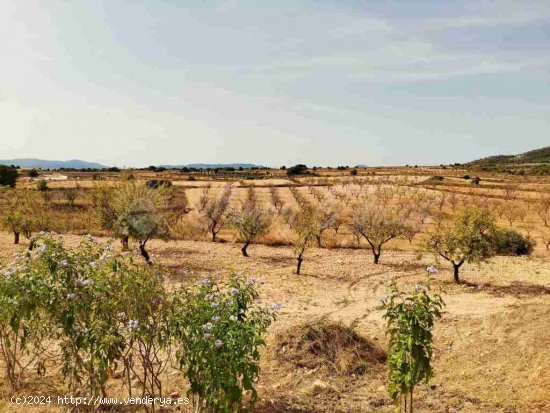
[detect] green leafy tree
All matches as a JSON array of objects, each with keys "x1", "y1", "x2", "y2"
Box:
[
  {"x1": 0, "y1": 165, "x2": 18, "y2": 188},
  {"x1": 92, "y1": 182, "x2": 179, "y2": 262},
  {"x1": 427, "y1": 207, "x2": 496, "y2": 283},
  {"x1": 379, "y1": 280, "x2": 444, "y2": 413}
]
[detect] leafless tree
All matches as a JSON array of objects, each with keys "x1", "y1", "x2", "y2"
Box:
[
  {"x1": 230, "y1": 187, "x2": 271, "y2": 256},
  {"x1": 269, "y1": 186, "x2": 285, "y2": 214},
  {"x1": 196, "y1": 183, "x2": 233, "y2": 242},
  {"x1": 349, "y1": 203, "x2": 405, "y2": 264}
]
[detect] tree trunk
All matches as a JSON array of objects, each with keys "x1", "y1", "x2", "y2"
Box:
[
  {"x1": 211, "y1": 229, "x2": 217, "y2": 242},
  {"x1": 373, "y1": 252, "x2": 380, "y2": 264},
  {"x1": 14, "y1": 232, "x2": 20, "y2": 245},
  {"x1": 453, "y1": 263, "x2": 461, "y2": 283},
  {"x1": 139, "y1": 242, "x2": 151, "y2": 265},
  {"x1": 296, "y1": 253, "x2": 304, "y2": 275},
  {"x1": 315, "y1": 235, "x2": 322, "y2": 248},
  {"x1": 121, "y1": 236, "x2": 129, "y2": 251},
  {"x1": 28, "y1": 238, "x2": 35, "y2": 251},
  {"x1": 241, "y1": 241, "x2": 250, "y2": 257}
]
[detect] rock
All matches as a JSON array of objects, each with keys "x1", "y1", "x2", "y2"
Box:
[{"x1": 170, "y1": 391, "x2": 180, "y2": 398}]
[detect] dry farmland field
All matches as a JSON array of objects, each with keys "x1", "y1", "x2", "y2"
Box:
[{"x1": 1, "y1": 167, "x2": 550, "y2": 413}]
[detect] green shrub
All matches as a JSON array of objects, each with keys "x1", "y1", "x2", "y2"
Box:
[
  {"x1": 0, "y1": 251, "x2": 53, "y2": 390},
  {"x1": 490, "y1": 228, "x2": 535, "y2": 256},
  {"x1": 0, "y1": 165, "x2": 18, "y2": 187},
  {"x1": 171, "y1": 276, "x2": 277, "y2": 413},
  {"x1": 36, "y1": 179, "x2": 48, "y2": 192},
  {"x1": 287, "y1": 164, "x2": 308, "y2": 176},
  {"x1": 379, "y1": 280, "x2": 444, "y2": 413}
]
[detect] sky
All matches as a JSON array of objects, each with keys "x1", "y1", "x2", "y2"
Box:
[{"x1": 0, "y1": 0, "x2": 549, "y2": 168}]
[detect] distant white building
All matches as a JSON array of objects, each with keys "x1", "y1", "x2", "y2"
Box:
[{"x1": 34, "y1": 173, "x2": 69, "y2": 181}]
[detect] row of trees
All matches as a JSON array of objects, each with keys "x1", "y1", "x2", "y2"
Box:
[{"x1": 0, "y1": 181, "x2": 545, "y2": 282}]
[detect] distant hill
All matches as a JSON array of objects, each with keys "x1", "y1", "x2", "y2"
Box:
[
  {"x1": 0, "y1": 158, "x2": 108, "y2": 169},
  {"x1": 467, "y1": 146, "x2": 550, "y2": 175},
  {"x1": 160, "y1": 163, "x2": 265, "y2": 169}
]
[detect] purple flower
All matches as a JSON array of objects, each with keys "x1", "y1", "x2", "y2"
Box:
[
  {"x1": 127, "y1": 319, "x2": 139, "y2": 329},
  {"x1": 426, "y1": 266, "x2": 438, "y2": 274},
  {"x1": 203, "y1": 333, "x2": 212, "y2": 340},
  {"x1": 210, "y1": 301, "x2": 219, "y2": 308},
  {"x1": 378, "y1": 295, "x2": 388, "y2": 303},
  {"x1": 199, "y1": 277, "x2": 212, "y2": 286},
  {"x1": 212, "y1": 316, "x2": 220, "y2": 322},
  {"x1": 215, "y1": 340, "x2": 224, "y2": 348},
  {"x1": 67, "y1": 293, "x2": 76, "y2": 300},
  {"x1": 77, "y1": 279, "x2": 91, "y2": 287},
  {"x1": 415, "y1": 284, "x2": 427, "y2": 292},
  {"x1": 60, "y1": 260, "x2": 68, "y2": 267},
  {"x1": 202, "y1": 322, "x2": 213, "y2": 331},
  {"x1": 230, "y1": 287, "x2": 239, "y2": 295},
  {"x1": 272, "y1": 303, "x2": 282, "y2": 311},
  {"x1": 248, "y1": 278, "x2": 257, "y2": 285}
]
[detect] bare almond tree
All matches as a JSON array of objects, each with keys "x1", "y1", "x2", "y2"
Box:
[
  {"x1": 349, "y1": 203, "x2": 405, "y2": 264},
  {"x1": 542, "y1": 229, "x2": 550, "y2": 253},
  {"x1": 536, "y1": 194, "x2": 550, "y2": 226},
  {"x1": 196, "y1": 183, "x2": 233, "y2": 242},
  {"x1": 230, "y1": 187, "x2": 271, "y2": 257},
  {"x1": 283, "y1": 202, "x2": 317, "y2": 274},
  {"x1": 311, "y1": 201, "x2": 342, "y2": 247},
  {"x1": 435, "y1": 191, "x2": 449, "y2": 211},
  {"x1": 269, "y1": 186, "x2": 285, "y2": 214}
]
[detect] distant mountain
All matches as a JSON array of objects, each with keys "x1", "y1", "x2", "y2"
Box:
[
  {"x1": 0, "y1": 158, "x2": 109, "y2": 169},
  {"x1": 160, "y1": 163, "x2": 265, "y2": 169},
  {"x1": 466, "y1": 146, "x2": 550, "y2": 175}
]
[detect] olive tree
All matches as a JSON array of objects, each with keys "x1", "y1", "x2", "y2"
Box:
[
  {"x1": 196, "y1": 183, "x2": 233, "y2": 242},
  {"x1": 426, "y1": 207, "x2": 496, "y2": 283},
  {"x1": 93, "y1": 182, "x2": 178, "y2": 263},
  {"x1": 0, "y1": 190, "x2": 48, "y2": 246},
  {"x1": 349, "y1": 203, "x2": 405, "y2": 264},
  {"x1": 229, "y1": 187, "x2": 271, "y2": 257}
]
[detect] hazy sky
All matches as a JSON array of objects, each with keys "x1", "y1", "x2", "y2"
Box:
[{"x1": 1, "y1": 1, "x2": 549, "y2": 167}]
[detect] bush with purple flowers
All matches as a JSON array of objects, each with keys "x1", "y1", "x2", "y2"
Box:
[{"x1": 171, "y1": 276, "x2": 277, "y2": 413}]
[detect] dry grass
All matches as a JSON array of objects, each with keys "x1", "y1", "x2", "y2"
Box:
[
  {"x1": 275, "y1": 318, "x2": 385, "y2": 376},
  {"x1": 1, "y1": 232, "x2": 549, "y2": 412}
]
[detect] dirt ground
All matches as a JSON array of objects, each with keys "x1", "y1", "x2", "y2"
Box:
[{"x1": 1, "y1": 232, "x2": 549, "y2": 413}]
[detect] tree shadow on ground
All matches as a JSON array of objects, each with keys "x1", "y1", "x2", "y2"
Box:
[{"x1": 462, "y1": 281, "x2": 550, "y2": 298}]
